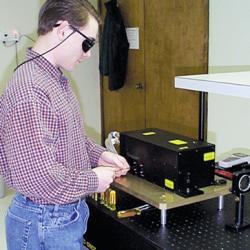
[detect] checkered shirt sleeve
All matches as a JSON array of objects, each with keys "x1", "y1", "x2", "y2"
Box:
[
  {"x1": 3, "y1": 99, "x2": 101, "y2": 204},
  {"x1": 0, "y1": 49, "x2": 109, "y2": 204}
]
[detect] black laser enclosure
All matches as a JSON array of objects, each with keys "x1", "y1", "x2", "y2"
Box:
[{"x1": 120, "y1": 128, "x2": 215, "y2": 197}]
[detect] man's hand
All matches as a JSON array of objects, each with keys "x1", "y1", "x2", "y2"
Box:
[
  {"x1": 98, "y1": 151, "x2": 130, "y2": 178},
  {"x1": 92, "y1": 166, "x2": 116, "y2": 193}
]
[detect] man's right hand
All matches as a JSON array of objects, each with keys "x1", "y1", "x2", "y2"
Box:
[{"x1": 92, "y1": 166, "x2": 116, "y2": 193}]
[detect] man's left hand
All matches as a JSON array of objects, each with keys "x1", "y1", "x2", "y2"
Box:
[{"x1": 98, "y1": 151, "x2": 130, "y2": 178}]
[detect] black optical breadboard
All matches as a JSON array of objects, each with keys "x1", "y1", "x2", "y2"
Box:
[{"x1": 85, "y1": 191, "x2": 250, "y2": 250}]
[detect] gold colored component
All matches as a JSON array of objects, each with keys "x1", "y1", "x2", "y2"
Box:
[
  {"x1": 93, "y1": 193, "x2": 98, "y2": 201},
  {"x1": 117, "y1": 209, "x2": 140, "y2": 218},
  {"x1": 109, "y1": 190, "x2": 116, "y2": 211},
  {"x1": 84, "y1": 240, "x2": 97, "y2": 250},
  {"x1": 117, "y1": 204, "x2": 150, "y2": 218},
  {"x1": 100, "y1": 192, "x2": 105, "y2": 204},
  {"x1": 104, "y1": 189, "x2": 110, "y2": 208}
]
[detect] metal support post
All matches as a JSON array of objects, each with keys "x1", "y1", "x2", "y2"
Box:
[
  {"x1": 161, "y1": 208, "x2": 167, "y2": 226},
  {"x1": 218, "y1": 195, "x2": 224, "y2": 210}
]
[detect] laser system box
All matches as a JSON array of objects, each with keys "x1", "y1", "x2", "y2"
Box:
[{"x1": 120, "y1": 128, "x2": 215, "y2": 197}]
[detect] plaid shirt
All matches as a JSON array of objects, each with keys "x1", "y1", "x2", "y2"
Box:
[{"x1": 0, "y1": 49, "x2": 105, "y2": 204}]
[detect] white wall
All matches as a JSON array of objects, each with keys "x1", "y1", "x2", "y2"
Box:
[
  {"x1": 64, "y1": 0, "x2": 102, "y2": 144},
  {"x1": 0, "y1": 0, "x2": 102, "y2": 144},
  {"x1": 0, "y1": 0, "x2": 40, "y2": 93},
  {"x1": 208, "y1": 0, "x2": 250, "y2": 159},
  {"x1": 1, "y1": 1, "x2": 250, "y2": 163}
]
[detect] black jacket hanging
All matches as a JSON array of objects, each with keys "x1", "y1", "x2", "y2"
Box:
[{"x1": 99, "y1": 0, "x2": 129, "y2": 91}]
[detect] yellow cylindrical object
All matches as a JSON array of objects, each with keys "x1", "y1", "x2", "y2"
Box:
[
  {"x1": 117, "y1": 209, "x2": 139, "y2": 218},
  {"x1": 93, "y1": 193, "x2": 98, "y2": 201},
  {"x1": 104, "y1": 189, "x2": 110, "y2": 207},
  {"x1": 109, "y1": 190, "x2": 116, "y2": 211},
  {"x1": 100, "y1": 192, "x2": 105, "y2": 204}
]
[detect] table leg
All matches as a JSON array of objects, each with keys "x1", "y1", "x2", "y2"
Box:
[{"x1": 218, "y1": 195, "x2": 224, "y2": 210}]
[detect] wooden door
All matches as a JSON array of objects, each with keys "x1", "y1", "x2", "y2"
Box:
[
  {"x1": 100, "y1": 0, "x2": 208, "y2": 141},
  {"x1": 144, "y1": 0, "x2": 208, "y2": 138},
  {"x1": 99, "y1": 0, "x2": 146, "y2": 142}
]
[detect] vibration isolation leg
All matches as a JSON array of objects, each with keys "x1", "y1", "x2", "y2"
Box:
[
  {"x1": 161, "y1": 208, "x2": 167, "y2": 226},
  {"x1": 218, "y1": 195, "x2": 224, "y2": 211}
]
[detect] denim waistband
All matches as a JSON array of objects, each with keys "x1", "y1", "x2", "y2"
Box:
[{"x1": 14, "y1": 193, "x2": 83, "y2": 211}]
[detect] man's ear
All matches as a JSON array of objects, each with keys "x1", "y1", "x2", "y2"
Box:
[{"x1": 55, "y1": 20, "x2": 71, "y2": 41}]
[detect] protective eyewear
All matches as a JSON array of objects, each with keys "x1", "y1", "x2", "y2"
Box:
[{"x1": 54, "y1": 24, "x2": 96, "y2": 53}]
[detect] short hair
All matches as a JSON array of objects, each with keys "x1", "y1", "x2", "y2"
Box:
[{"x1": 38, "y1": 0, "x2": 101, "y2": 35}]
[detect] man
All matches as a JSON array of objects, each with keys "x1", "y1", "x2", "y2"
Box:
[{"x1": 0, "y1": 0, "x2": 129, "y2": 249}]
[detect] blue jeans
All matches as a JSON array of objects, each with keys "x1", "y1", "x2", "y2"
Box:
[{"x1": 5, "y1": 193, "x2": 89, "y2": 250}]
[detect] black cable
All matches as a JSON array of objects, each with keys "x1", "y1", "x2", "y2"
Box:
[
  {"x1": 14, "y1": 31, "x2": 75, "y2": 72},
  {"x1": 20, "y1": 34, "x2": 36, "y2": 43},
  {"x1": 15, "y1": 41, "x2": 19, "y2": 66}
]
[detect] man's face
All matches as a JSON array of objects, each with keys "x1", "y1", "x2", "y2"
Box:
[{"x1": 57, "y1": 15, "x2": 98, "y2": 71}]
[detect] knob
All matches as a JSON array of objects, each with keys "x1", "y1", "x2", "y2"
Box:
[{"x1": 135, "y1": 83, "x2": 144, "y2": 89}]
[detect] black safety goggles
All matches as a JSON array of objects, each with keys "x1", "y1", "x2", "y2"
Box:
[{"x1": 54, "y1": 24, "x2": 96, "y2": 53}]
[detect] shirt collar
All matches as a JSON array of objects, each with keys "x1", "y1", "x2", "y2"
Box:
[{"x1": 26, "y1": 48, "x2": 63, "y2": 81}]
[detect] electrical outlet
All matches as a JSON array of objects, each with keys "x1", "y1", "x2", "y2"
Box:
[{"x1": 0, "y1": 31, "x2": 19, "y2": 43}]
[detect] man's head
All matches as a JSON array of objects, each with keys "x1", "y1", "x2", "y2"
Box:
[
  {"x1": 36, "y1": 0, "x2": 100, "y2": 71},
  {"x1": 38, "y1": 0, "x2": 100, "y2": 36}
]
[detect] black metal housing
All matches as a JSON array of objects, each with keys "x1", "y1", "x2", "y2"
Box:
[
  {"x1": 120, "y1": 128, "x2": 215, "y2": 197},
  {"x1": 231, "y1": 167, "x2": 250, "y2": 195}
]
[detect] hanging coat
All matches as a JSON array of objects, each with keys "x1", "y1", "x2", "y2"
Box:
[{"x1": 99, "y1": 0, "x2": 129, "y2": 91}]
